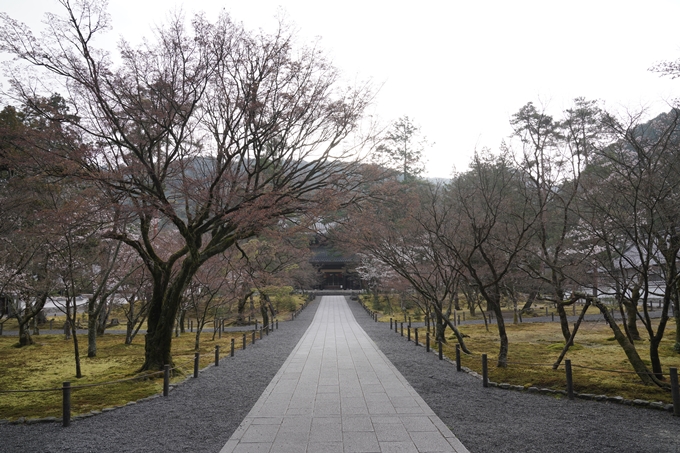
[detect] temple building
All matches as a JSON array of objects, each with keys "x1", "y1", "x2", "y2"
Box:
[{"x1": 309, "y1": 246, "x2": 362, "y2": 290}]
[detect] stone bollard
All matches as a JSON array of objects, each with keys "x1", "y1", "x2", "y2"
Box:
[
  {"x1": 482, "y1": 354, "x2": 488, "y2": 388},
  {"x1": 163, "y1": 365, "x2": 170, "y2": 396},
  {"x1": 671, "y1": 367, "x2": 680, "y2": 416},
  {"x1": 62, "y1": 381, "x2": 71, "y2": 427},
  {"x1": 456, "y1": 344, "x2": 461, "y2": 371},
  {"x1": 565, "y1": 359, "x2": 574, "y2": 400}
]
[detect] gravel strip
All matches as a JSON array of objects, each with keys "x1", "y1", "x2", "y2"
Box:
[
  {"x1": 3, "y1": 297, "x2": 679, "y2": 453},
  {"x1": 348, "y1": 299, "x2": 680, "y2": 453},
  {"x1": 0, "y1": 301, "x2": 320, "y2": 453}
]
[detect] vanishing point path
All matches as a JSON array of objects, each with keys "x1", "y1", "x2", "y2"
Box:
[{"x1": 221, "y1": 295, "x2": 469, "y2": 453}]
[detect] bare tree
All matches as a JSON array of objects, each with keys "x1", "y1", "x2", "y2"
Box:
[
  {"x1": 511, "y1": 99, "x2": 602, "y2": 341},
  {"x1": 0, "y1": 1, "x2": 374, "y2": 370},
  {"x1": 432, "y1": 152, "x2": 538, "y2": 367},
  {"x1": 579, "y1": 108, "x2": 680, "y2": 385},
  {"x1": 344, "y1": 180, "x2": 470, "y2": 350}
]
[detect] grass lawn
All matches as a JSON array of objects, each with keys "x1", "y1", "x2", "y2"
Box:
[
  {"x1": 364, "y1": 295, "x2": 680, "y2": 404},
  {"x1": 0, "y1": 323, "x2": 283, "y2": 421},
  {"x1": 440, "y1": 318, "x2": 680, "y2": 404}
]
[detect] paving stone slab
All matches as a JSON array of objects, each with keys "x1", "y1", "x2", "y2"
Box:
[{"x1": 220, "y1": 295, "x2": 469, "y2": 453}]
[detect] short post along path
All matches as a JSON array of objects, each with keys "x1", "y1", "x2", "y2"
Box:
[{"x1": 221, "y1": 295, "x2": 469, "y2": 453}]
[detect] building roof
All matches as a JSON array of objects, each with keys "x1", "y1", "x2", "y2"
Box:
[{"x1": 309, "y1": 247, "x2": 356, "y2": 265}]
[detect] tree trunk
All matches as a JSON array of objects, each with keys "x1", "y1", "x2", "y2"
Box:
[
  {"x1": 555, "y1": 302, "x2": 571, "y2": 342},
  {"x1": 236, "y1": 291, "x2": 254, "y2": 325},
  {"x1": 434, "y1": 310, "x2": 446, "y2": 343},
  {"x1": 18, "y1": 319, "x2": 33, "y2": 346},
  {"x1": 179, "y1": 309, "x2": 186, "y2": 334},
  {"x1": 491, "y1": 298, "x2": 509, "y2": 368},
  {"x1": 143, "y1": 320, "x2": 175, "y2": 371},
  {"x1": 87, "y1": 315, "x2": 97, "y2": 358},
  {"x1": 96, "y1": 301, "x2": 112, "y2": 337},
  {"x1": 140, "y1": 261, "x2": 198, "y2": 371},
  {"x1": 593, "y1": 300, "x2": 661, "y2": 386},
  {"x1": 260, "y1": 301, "x2": 270, "y2": 332},
  {"x1": 140, "y1": 284, "x2": 179, "y2": 371},
  {"x1": 72, "y1": 322, "x2": 82, "y2": 379},
  {"x1": 624, "y1": 288, "x2": 641, "y2": 341},
  {"x1": 521, "y1": 290, "x2": 537, "y2": 312},
  {"x1": 194, "y1": 323, "x2": 203, "y2": 351},
  {"x1": 674, "y1": 289, "x2": 680, "y2": 353},
  {"x1": 553, "y1": 301, "x2": 591, "y2": 369}
]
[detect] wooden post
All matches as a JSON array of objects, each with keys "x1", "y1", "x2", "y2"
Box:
[
  {"x1": 407, "y1": 326, "x2": 411, "y2": 341},
  {"x1": 215, "y1": 345, "x2": 220, "y2": 366},
  {"x1": 193, "y1": 353, "x2": 199, "y2": 378},
  {"x1": 482, "y1": 354, "x2": 488, "y2": 388},
  {"x1": 671, "y1": 367, "x2": 680, "y2": 417},
  {"x1": 231, "y1": 338, "x2": 235, "y2": 357},
  {"x1": 565, "y1": 359, "x2": 574, "y2": 400},
  {"x1": 276, "y1": 319, "x2": 278, "y2": 329},
  {"x1": 408, "y1": 316, "x2": 411, "y2": 327},
  {"x1": 400, "y1": 322, "x2": 404, "y2": 336},
  {"x1": 62, "y1": 381, "x2": 71, "y2": 427},
  {"x1": 415, "y1": 328, "x2": 419, "y2": 346},
  {"x1": 456, "y1": 344, "x2": 461, "y2": 372},
  {"x1": 551, "y1": 313, "x2": 554, "y2": 322},
  {"x1": 426, "y1": 333, "x2": 430, "y2": 352},
  {"x1": 259, "y1": 328, "x2": 263, "y2": 340},
  {"x1": 163, "y1": 365, "x2": 170, "y2": 396},
  {"x1": 390, "y1": 318, "x2": 393, "y2": 329},
  {"x1": 242, "y1": 333, "x2": 246, "y2": 350},
  {"x1": 252, "y1": 331, "x2": 256, "y2": 344}
]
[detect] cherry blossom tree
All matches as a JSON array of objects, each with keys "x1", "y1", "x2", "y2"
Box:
[{"x1": 0, "y1": 0, "x2": 374, "y2": 370}]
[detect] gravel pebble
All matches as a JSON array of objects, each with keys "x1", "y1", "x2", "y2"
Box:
[
  {"x1": 2, "y1": 297, "x2": 679, "y2": 453},
  {"x1": 348, "y1": 299, "x2": 680, "y2": 453},
  {"x1": 0, "y1": 301, "x2": 321, "y2": 453}
]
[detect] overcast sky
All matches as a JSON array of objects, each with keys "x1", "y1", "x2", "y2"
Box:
[{"x1": 3, "y1": 0, "x2": 680, "y2": 177}]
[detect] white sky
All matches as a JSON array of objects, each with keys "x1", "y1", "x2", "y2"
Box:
[{"x1": 3, "y1": 0, "x2": 680, "y2": 177}]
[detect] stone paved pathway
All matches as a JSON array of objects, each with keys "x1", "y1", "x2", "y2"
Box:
[{"x1": 220, "y1": 295, "x2": 469, "y2": 453}]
